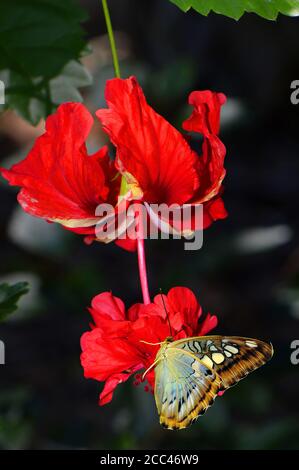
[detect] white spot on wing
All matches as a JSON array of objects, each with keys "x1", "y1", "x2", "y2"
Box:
[
  {"x1": 225, "y1": 345, "x2": 239, "y2": 354},
  {"x1": 212, "y1": 353, "x2": 225, "y2": 364},
  {"x1": 201, "y1": 355, "x2": 214, "y2": 370}
]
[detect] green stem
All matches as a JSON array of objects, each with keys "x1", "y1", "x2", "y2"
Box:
[{"x1": 101, "y1": 0, "x2": 121, "y2": 78}]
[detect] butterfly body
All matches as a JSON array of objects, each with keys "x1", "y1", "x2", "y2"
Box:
[{"x1": 151, "y1": 335, "x2": 273, "y2": 430}]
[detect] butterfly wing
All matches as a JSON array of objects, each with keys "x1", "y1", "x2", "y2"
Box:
[
  {"x1": 173, "y1": 336, "x2": 273, "y2": 390},
  {"x1": 154, "y1": 348, "x2": 222, "y2": 430}
]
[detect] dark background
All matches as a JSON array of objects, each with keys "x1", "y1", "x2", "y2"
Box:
[{"x1": 0, "y1": 0, "x2": 299, "y2": 450}]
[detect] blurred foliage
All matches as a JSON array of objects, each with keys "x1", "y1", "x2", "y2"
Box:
[
  {"x1": 170, "y1": 0, "x2": 299, "y2": 20},
  {"x1": 0, "y1": 389, "x2": 33, "y2": 450},
  {"x1": 0, "y1": 282, "x2": 29, "y2": 322},
  {"x1": 0, "y1": 0, "x2": 91, "y2": 124}
]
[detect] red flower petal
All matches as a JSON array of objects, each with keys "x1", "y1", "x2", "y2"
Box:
[
  {"x1": 193, "y1": 135, "x2": 226, "y2": 203},
  {"x1": 151, "y1": 294, "x2": 184, "y2": 333},
  {"x1": 150, "y1": 287, "x2": 201, "y2": 335},
  {"x1": 99, "y1": 365, "x2": 142, "y2": 405},
  {"x1": 127, "y1": 303, "x2": 144, "y2": 322},
  {"x1": 96, "y1": 76, "x2": 199, "y2": 205},
  {"x1": 183, "y1": 90, "x2": 227, "y2": 224},
  {"x1": 197, "y1": 313, "x2": 218, "y2": 336},
  {"x1": 130, "y1": 315, "x2": 170, "y2": 346},
  {"x1": 1, "y1": 103, "x2": 110, "y2": 228},
  {"x1": 99, "y1": 373, "x2": 130, "y2": 405},
  {"x1": 115, "y1": 237, "x2": 137, "y2": 252},
  {"x1": 91, "y1": 292, "x2": 126, "y2": 322},
  {"x1": 88, "y1": 292, "x2": 132, "y2": 337},
  {"x1": 87, "y1": 312, "x2": 131, "y2": 338},
  {"x1": 202, "y1": 196, "x2": 228, "y2": 229},
  {"x1": 167, "y1": 287, "x2": 202, "y2": 332},
  {"x1": 81, "y1": 330, "x2": 141, "y2": 381},
  {"x1": 183, "y1": 90, "x2": 226, "y2": 136}
]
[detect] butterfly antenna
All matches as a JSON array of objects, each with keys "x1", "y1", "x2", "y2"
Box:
[
  {"x1": 140, "y1": 340, "x2": 163, "y2": 346},
  {"x1": 160, "y1": 288, "x2": 173, "y2": 337},
  {"x1": 142, "y1": 357, "x2": 161, "y2": 381}
]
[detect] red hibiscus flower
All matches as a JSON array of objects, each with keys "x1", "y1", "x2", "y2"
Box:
[
  {"x1": 80, "y1": 287, "x2": 218, "y2": 406},
  {"x1": 1, "y1": 77, "x2": 227, "y2": 250}
]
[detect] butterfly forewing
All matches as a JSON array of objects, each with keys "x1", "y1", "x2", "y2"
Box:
[
  {"x1": 154, "y1": 349, "x2": 222, "y2": 430},
  {"x1": 172, "y1": 336, "x2": 273, "y2": 390}
]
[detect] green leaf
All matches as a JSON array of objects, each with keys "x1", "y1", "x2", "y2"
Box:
[
  {"x1": 50, "y1": 60, "x2": 92, "y2": 105},
  {"x1": 0, "y1": 0, "x2": 91, "y2": 124},
  {"x1": 0, "y1": 282, "x2": 29, "y2": 322},
  {"x1": 0, "y1": 0, "x2": 87, "y2": 78},
  {"x1": 169, "y1": 0, "x2": 299, "y2": 20},
  {"x1": 0, "y1": 60, "x2": 92, "y2": 125}
]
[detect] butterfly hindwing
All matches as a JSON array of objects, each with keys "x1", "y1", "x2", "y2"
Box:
[
  {"x1": 154, "y1": 348, "x2": 222, "y2": 430},
  {"x1": 173, "y1": 336, "x2": 273, "y2": 390}
]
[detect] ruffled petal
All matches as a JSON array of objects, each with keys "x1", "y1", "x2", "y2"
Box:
[
  {"x1": 183, "y1": 90, "x2": 226, "y2": 136},
  {"x1": 183, "y1": 90, "x2": 227, "y2": 222},
  {"x1": 1, "y1": 103, "x2": 110, "y2": 228},
  {"x1": 127, "y1": 303, "x2": 144, "y2": 322},
  {"x1": 197, "y1": 313, "x2": 218, "y2": 336},
  {"x1": 99, "y1": 364, "x2": 142, "y2": 405},
  {"x1": 88, "y1": 314, "x2": 131, "y2": 338},
  {"x1": 167, "y1": 287, "x2": 201, "y2": 333},
  {"x1": 192, "y1": 136, "x2": 226, "y2": 204},
  {"x1": 91, "y1": 292, "x2": 126, "y2": 322},
  {"x1": 80, "y1": 329, "x2": 141, "y2": 381},
  {"x1": 96, "y1": 76, "x2": 199, "y2": 206},
  {"x1": 130, "y1": 315, "x2": 170, "y2": 358}
]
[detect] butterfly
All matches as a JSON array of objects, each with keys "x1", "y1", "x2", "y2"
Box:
[{"x1": 143, "y1": 335, "x2": 273, "y2": 430}]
